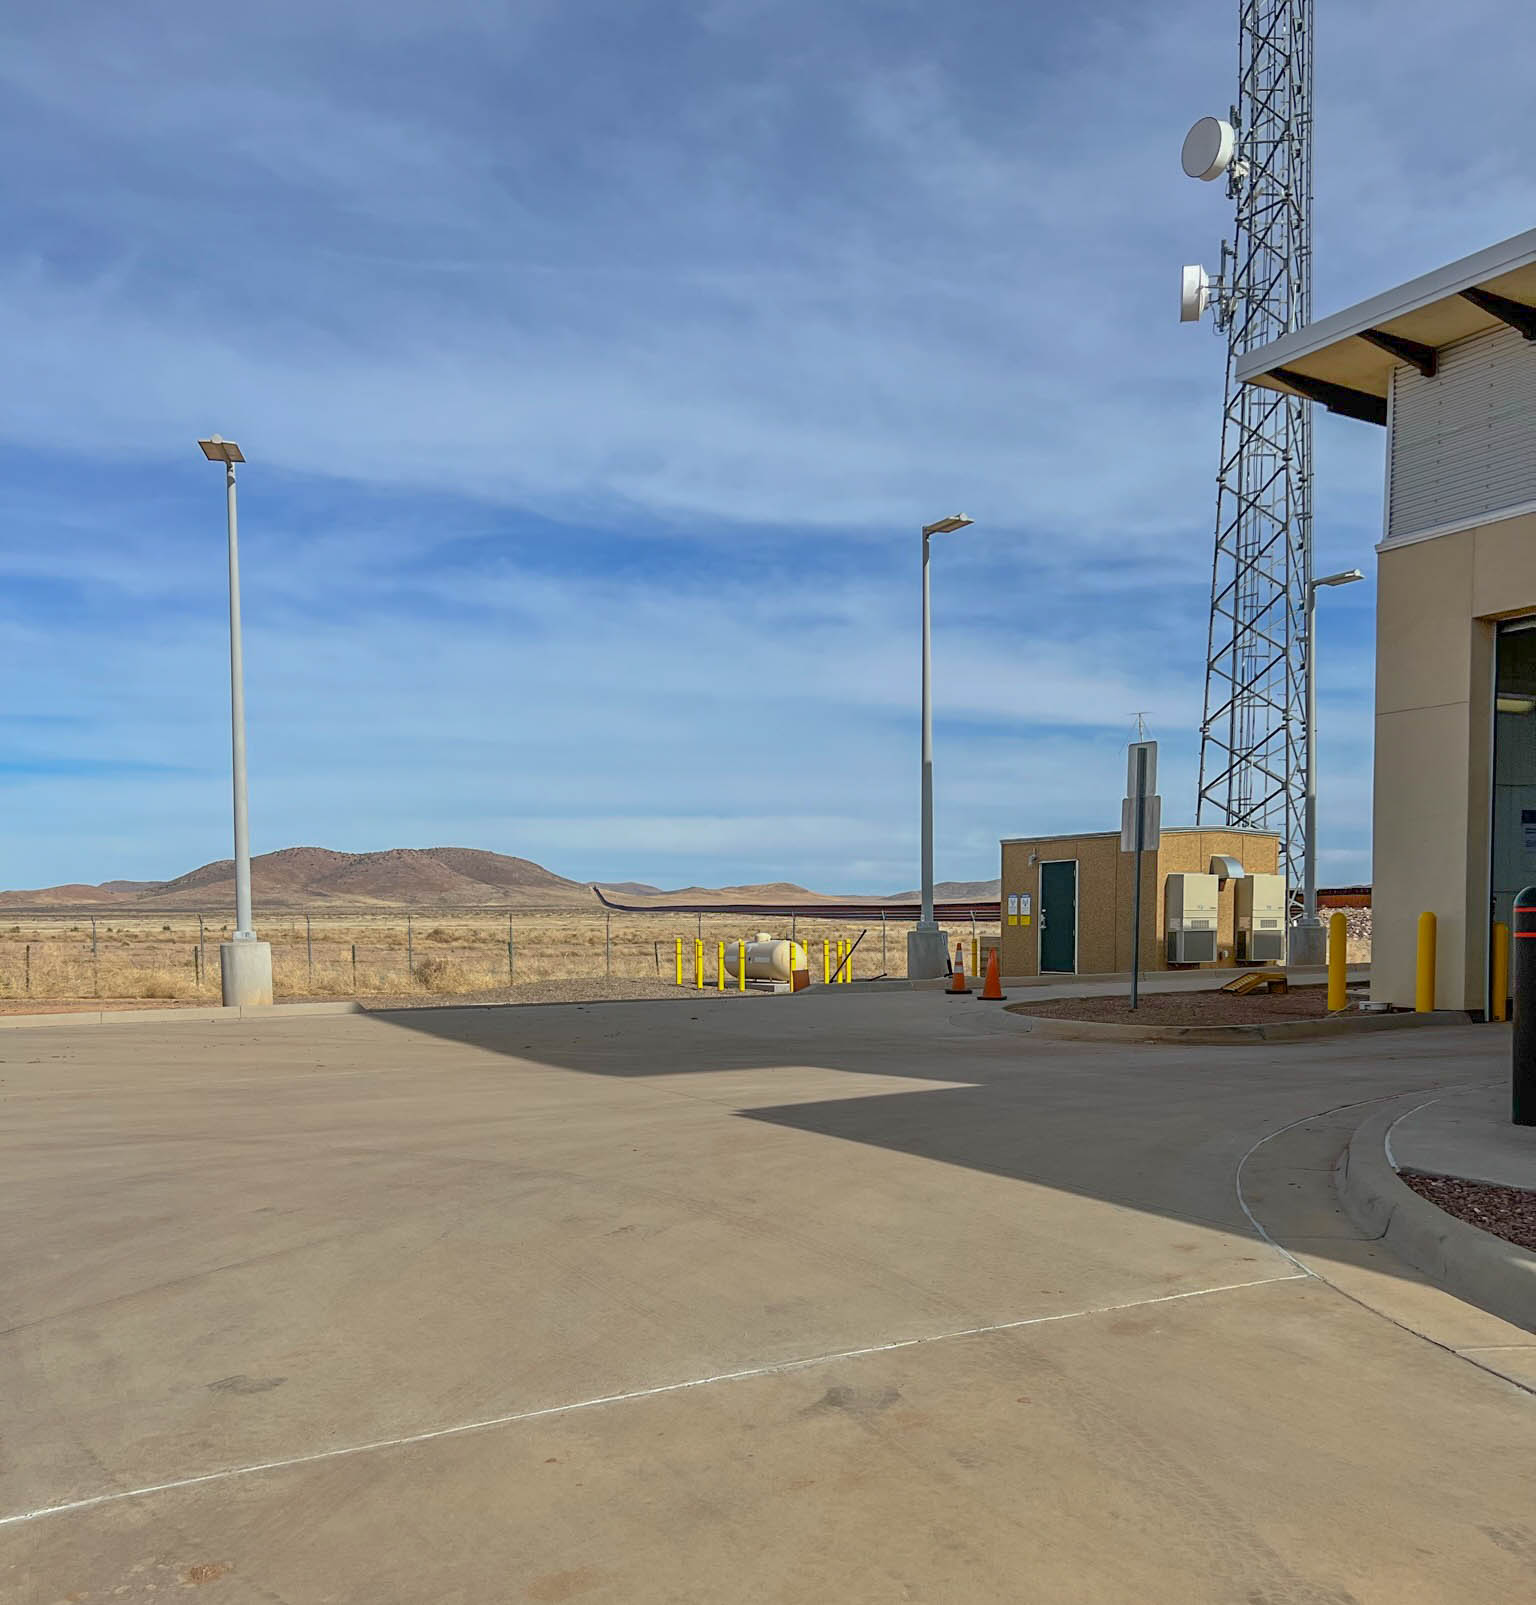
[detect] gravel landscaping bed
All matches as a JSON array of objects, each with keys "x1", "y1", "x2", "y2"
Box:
[
  {"x1": 1006, "y1": 984, "x2": 1346, "y2": 1027},
  {"x1": 1399, "y1": 1171, "x2": 1536, "y2": 1254}
]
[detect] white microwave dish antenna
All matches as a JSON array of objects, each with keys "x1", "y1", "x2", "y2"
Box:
[
  {"x1": 1181, "y1": 116, "x2": 1236, "y2": 182},
  {"x1": 1180, "y1": 264, "x2": 1213, "y2": 322}
]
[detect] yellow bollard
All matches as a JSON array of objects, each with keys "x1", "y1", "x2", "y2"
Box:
[
  {"x1": 695, "y1": 938, "x2": 704, "y2": 990},
  {"x1": 738, "y1": 936, "x2": 746, "y2": 992},
  {"x1": 971, "y1": 935, "x2": 979, "y2": 980},
  {"x1": 1493, "y1": 921, "x2": 1510, "y2": 1022},
  {"x1": 1327, "y1": 911, "x2": 1348, "y2": 1013},
  {"x1": 675, "y1": 937, "x2": 683, "y2": 987},
  {"x1": 1415, "y1": 912, "x2": 1436, "y2": 1013},
  {"x1": 838, "y1": 939, "x2": 847, "y2": 983},
  {"x1": 717, "y1": 941, "x2": 726, "y2": 992},
  {"x1": 823, "y1": 940, "x2": 830, "y2": 985}
]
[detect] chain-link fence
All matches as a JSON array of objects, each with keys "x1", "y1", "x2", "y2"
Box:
[{"x1": 0, "y1": 908, "x2": 1001, "y2": 1003}]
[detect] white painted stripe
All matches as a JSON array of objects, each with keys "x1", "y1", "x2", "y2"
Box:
[{"x1": 0, "y1": 1273, "x2": 1302, "y2": 1529}]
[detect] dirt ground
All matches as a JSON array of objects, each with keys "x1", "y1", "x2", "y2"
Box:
[
  {"x1": 1400, "y1": 1171, "x2": 1536, "y2": 1254},
  {"x1": 1007, "y1": 983, "x2": 1349, "y2": 1027}
]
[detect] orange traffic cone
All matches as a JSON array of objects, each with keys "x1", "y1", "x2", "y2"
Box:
[
  {"x1": 946, "y1": 942, "x2": 971, "y2": 994},
  {"x1": 978, "y1": 948, "x2": 1007, "y2": 1001}
]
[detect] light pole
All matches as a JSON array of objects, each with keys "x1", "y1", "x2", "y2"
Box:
[
  {"x1": 198, "y1": 435, "x2": 273, "y2": 1006},
  {"x1": 1292, "y1": 566, "x2": 1364, "y2": 966},
  {"x1": 909, "y1": 514, "x2": 973, "y2": 981}
]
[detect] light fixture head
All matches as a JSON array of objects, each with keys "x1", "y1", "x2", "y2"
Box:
[
  {"x1": 922, "y1": 514, "x2": 973, "y2": 537},
  {"x1": 1314, "y1": 568, "x2": 1365, "y2": 589},
  {"x1": 198, "y1": 435, "x2": 245, "y2": 463},
  {"x1": 1180, "y1": 264, "x2": 1213, "y2": 323},
  {"x1": 1181, "y1": 116, "x2": 1236, "y2": 182}
]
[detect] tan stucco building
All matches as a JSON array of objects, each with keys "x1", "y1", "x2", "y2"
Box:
[
  {"x1": 1239, "y1": 229, "x2": 1536, "y2": 1013},
  {"x1": 999, "y1": 827, "x2": 1278, "y2": 978}
]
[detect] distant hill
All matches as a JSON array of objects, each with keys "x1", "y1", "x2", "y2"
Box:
[
  {"x1": 1, "y1": 846, "x2": 594, "y2": 911},
  {"x1": 887, "y1": 879, "x2": 1002, "y2": 902},
  {"x1": 1, "y1": 850, "x2": 1000, "y2": 912}
]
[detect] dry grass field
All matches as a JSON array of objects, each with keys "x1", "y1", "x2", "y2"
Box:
[
  {"x1": 0, "y1": 909, "x2": 971, "y2": 1007},
  {"x1": 0, "y1": 905, "x2": 1371, "y2": 1010}
]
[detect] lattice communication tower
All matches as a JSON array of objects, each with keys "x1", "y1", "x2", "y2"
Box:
[{"x1": 1180, "y1": 1, "x2": 1314, "y2": 892}]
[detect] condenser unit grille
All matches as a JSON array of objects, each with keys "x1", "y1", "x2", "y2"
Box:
[
  {"x1": 1167, "y1": 929, "x2": 1218, "y2": 965},
  {"x1": 1238, "y1": 930, "x2": 1286, "y2": 964}
]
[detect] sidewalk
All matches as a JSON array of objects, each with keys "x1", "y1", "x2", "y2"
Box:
[{"x1": 1390, "y1": 1082, "x2": 1534, "y2": 1190}]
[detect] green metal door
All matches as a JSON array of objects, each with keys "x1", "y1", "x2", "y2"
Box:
[{"x1": 1039, "y1": 860, "x2": 1077, "y2": 973}]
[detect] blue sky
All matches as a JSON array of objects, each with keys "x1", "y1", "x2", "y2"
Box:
[{"x1": 2, "y1": 0, "x2": 1531, "y2": 894}]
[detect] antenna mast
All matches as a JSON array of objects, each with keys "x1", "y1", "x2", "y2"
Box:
[{"x1": 1183, "y1": 2, "x2": 1314, "y2": 898}]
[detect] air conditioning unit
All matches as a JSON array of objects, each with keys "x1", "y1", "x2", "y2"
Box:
[
  {"x1": 1236, "y1": 873, "x2": 1287, "y2": 964},
  {"x1": 1165, "y1": 872, "x2": 1218, "y2": 965}
]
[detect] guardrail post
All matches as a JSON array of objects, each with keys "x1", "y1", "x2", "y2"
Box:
[
  {"x1": 1492, "y1": 920, "x2": 1510, "y2": 1023},
  {"x1": 1514, "y1": 889, "x2": 1536, "y2": 1125}
]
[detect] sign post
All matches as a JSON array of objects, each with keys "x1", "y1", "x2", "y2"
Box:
[{"x1": 1120, "y1": 741, "x2": 1162, "y2": 1011}]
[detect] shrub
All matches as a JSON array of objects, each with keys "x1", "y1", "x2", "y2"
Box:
[{"x1": 413, "y1": 956, "x2": 452, "y2": 990}]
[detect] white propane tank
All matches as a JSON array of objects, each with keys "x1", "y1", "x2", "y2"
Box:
[{"x1": 723, "y1": 935, "x2": 807, "y2": 982}]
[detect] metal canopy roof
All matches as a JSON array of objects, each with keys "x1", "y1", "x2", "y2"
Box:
[{"x1": 1235, "y1": 228, "x2": 1536, "y2": 425}]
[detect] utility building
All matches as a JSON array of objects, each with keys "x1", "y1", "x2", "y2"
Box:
[
  {"x1": 1238, "y1": 229, "x2": 1536, "y2": 1013},
  {"x1": 998, "y1": 828, "x2": 1278, "y2": 979}
]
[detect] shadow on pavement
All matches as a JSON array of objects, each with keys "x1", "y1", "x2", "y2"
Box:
[{"x1": 357, "y1": 992, "x2": 1501, "y2": 1254}]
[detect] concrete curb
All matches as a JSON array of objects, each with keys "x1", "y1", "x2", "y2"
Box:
[
  {"x1": 1337, "y1": 1093, "x2": 1536, "y2": 1334},
  {"x1": 1001, "y1": 1008, "x2": 1470, "y2": 1045},
  {"x1": 0, "y1": 1001, "x2": 363, "y2": 1030}
]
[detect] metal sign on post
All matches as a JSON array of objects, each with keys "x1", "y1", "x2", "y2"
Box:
[{"x1": 1121, "y1": 740, "x2": 1161, "y2": 1010}]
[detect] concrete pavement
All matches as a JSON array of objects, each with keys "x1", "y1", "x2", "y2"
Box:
[{"x1": 1, "y1": 991, "x2": 1532, "y2": 1602}]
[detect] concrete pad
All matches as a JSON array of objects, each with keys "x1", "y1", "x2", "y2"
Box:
[
  {"x1": 0, "y1": 996, "x2": 1532, "y2": 1601},
  {"x1": 1458, "y1": 1346, "x2": 1536, "y2": 1389}
]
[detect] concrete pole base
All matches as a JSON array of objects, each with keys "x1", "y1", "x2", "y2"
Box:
[
  {"x1": 1288, "y1": 921, "x2": 1327, "y2": 968},
  {"x1": 907, "y1": 926, "x2": 951, "y2": 981},
  {"x1": 221, "y1": 940, "x2": 274, "y2": 1007}
]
